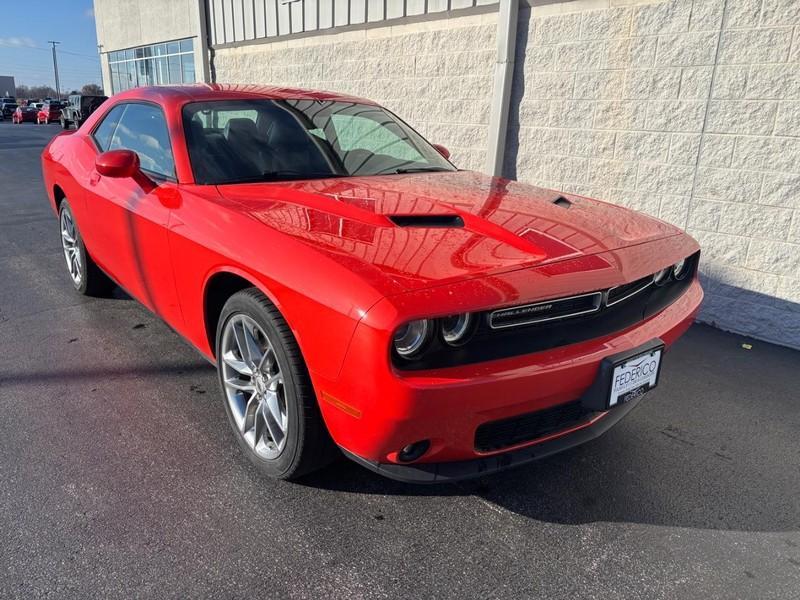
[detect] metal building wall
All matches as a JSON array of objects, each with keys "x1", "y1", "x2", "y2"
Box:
[{"x1": 207, "y1": 0, "x2": 498, "y2": 46}]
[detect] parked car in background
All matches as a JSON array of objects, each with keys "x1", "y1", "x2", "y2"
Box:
[
  {"x1": 60, "y1": 94, "x2": 107, "y2": 129},
  {"x1": 1, "y1": 98, "x2": 18, "y2": 120},
  {"x1": 37, "y1": 101, "x2": 64, "y2": 124},
  {"x1": 41, "y1": 84, "x2": 702, "y2": 483},
  {"x1": 12, "y1": 104, "x2": 39, "y2": 123}
]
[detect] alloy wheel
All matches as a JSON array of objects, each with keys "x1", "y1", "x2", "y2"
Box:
[
  {"x1": 60, "y1": 209, "x2": 82, "y2": 285},
  {"x1": 220, "y1": 314, "x2": 288, "y2": 460}
]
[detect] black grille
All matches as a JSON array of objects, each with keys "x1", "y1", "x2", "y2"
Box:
[
  {"x1": 490, "y1": 292, "x2": 601, "y2": 329},
  {"x1": 394, "y1": 251, "x2": 699, "y2": 371},
  {"x1": 475, "y1": 401, "x2": 594, "y2": 452},
  {"x1": 607, "y1": 275, "x2": 652, "y2": 306}
]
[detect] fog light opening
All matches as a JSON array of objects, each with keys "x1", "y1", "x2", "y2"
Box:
[{"x1": 398, "y1": 440, "x2": 431, "y2": 463}]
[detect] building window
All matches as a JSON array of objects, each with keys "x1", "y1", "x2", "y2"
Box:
[{"x1": 108, "y1": 38, "x2": 195, "y2": 94}]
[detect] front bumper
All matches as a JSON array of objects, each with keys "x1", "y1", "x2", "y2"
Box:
[
  {"x1": 316, "y1": 276, "x2": 702, "y2": 482},
  {"x1": 342, "y1": 389, "x2": 644, "y2": 483}
]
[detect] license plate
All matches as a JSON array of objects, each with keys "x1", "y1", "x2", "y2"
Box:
[{"x1": 608, "y1": 348, "x2": 662, "y2": 407}]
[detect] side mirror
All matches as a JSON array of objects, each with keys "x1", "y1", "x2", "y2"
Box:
[
  {"x1": 432, "y1": 144, "x2": 451, "y2": 160},
  {"x1": 96, "y1": 149, "x2": 140, "y2": 178},
  {"x1": 95, "y1": 149, "x2": 156, "y2": 192}
]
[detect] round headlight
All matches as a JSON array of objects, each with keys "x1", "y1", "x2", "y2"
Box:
[
  {"x1": 441, "y1": 313, "x2": 474, "y2": 346},
  {"x1": 393, "y1": 319, "x2": 431, "y2": 358},
  {"x1": 653, "y1": 267, "x2": 671, "y2": 286},
  {"x1": 673, "y1": 258, "x2": 689, "y2": 280}
]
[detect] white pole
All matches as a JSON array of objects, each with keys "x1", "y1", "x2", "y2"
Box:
[{"x1": 485, "y1": 0, "x2": 518, "y2": 177}]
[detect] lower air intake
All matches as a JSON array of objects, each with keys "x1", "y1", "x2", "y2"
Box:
[{"x1": 474, "y1": 400, "x2": 594, "y2": 452}]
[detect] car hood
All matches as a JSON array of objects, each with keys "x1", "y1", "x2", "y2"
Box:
[{"x1": 216, "y1": 171, "x2": 680, "y2": 295}]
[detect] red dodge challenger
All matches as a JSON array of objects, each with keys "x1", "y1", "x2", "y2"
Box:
[
  {"x1": 12, "y1": 104, "x2": 39, "y2": 123},
  {"x1": 41, "y1": 84, "x2": 702, "y2": 483},
  {"x1": 37, "y1": 100, "x2": 63, "y2": 125}
]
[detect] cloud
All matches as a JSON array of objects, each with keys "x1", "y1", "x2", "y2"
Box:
[
  {"x1": 84, "y1": 8, "x2": 95, "y2": 18},
  {"x1": 0, "y1": 37, "x2": 37, "y2": 48}
]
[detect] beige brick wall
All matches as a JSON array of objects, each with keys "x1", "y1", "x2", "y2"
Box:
[
  {"x1": 212, "y1": 0, "x2": 800, "y2": 348},
  {"x1": 508, "y1": 0, "x2": 800, "y2": 347},
  {"x1": 213, "y1": 13, "x2": 497, "y2": 172}
]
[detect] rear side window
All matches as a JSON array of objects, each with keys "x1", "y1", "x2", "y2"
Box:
[
  {"x1": 108, "y1": 103, "x2": 175, "y2": 179},
  {"x1": 93, "y1": 104, "x2": 126, "y2": 151}
]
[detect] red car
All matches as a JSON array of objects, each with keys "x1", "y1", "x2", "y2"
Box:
[
  {"x1": 12, "y1": 104, "x2": 39, "y2": 123},
  {"x1": 37, "y1": 101, "x2": 63, "y2": 124},
  {"x1": 41, "y1": 85, "x2": 702, "y2": 483}
]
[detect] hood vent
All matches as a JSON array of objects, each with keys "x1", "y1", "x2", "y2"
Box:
[
  {"x1": 389, "y1": 214, "x2": 464, "y2": 228},
  {"x1": 552, "y1": 196, "x2": 572, "y2": 208}
]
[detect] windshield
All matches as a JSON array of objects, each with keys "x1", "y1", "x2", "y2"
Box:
[{"x1": 182, "y1": 99, "x2": 456, "y2": 185}]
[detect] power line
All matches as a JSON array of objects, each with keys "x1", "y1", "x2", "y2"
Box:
[
  {"x1": 60, "y1": 49, "x2": 102, "y2": 61},
  {"x1": 0, "y1": 42, "x2": 100, "y2": 61},
  {"x1": 3, "y1": 60, "x2": 100, "y2": 74},
  {"x1": 2, "y1": 55, "x2": 98, "y2": 69}
]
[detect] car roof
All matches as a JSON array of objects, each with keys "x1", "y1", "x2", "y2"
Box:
[{"x1": 110, "y1": 83, "x2": 379, "y2": 106}]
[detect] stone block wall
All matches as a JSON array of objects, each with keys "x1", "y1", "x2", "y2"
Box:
[
  {"x1": 213, "y1": 12, "x2": 497, "y2": 171},
  {"x1": 212, "y1": 0, "x2": 800, "y2": 348},
  {"x1": 508, "y1": 0, "x2": 800, "y2": 347}
]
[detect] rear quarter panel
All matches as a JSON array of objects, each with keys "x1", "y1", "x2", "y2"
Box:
[{"x1": 41, "y1": 132, "x2": 92, "y2": 214}]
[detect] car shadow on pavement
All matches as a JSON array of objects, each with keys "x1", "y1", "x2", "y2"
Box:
[{"x1": 299, "y1": 325, "x2": 800, "y2": 533}]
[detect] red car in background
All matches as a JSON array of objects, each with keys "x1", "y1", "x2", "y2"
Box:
[
  {"x1": 37, "y1": 101, "x2": 63, "y2": 124},
  {"x1": 40, "y1": 84, "x2": 702, "y2": 483},
  {"x1": 12, "y1": 104, "x2": 39, "y2": 123}
]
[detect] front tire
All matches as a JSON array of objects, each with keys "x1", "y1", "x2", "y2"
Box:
[
  {"x1": 216, "y1": 289, "x2": 335, "y2": 480},
  {"x1": 60, "y1": 117, "x2": 69, "y2": 129},
  {"x1": 58, "y1": 200, "x2": 115, "y2": 296}
]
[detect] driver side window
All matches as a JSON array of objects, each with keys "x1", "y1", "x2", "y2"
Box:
[
  {"x1": 107, "y1": 103, "x2": 176, "y2": 179},
  {"x1": 93, "y1": 104, "x2": 126, "y2": 151}
]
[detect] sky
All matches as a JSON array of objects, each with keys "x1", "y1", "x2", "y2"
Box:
[{"x1": 0, "y1": 0, "x2": 102, "y2": 94}]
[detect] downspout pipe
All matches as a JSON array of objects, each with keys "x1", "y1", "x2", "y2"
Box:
[
  {"x1": 196, "y1": 0, "x2": 213, "y2": 83},
  {"x1": 485, "y1": 0, "x2": 519, "y2": 177}
]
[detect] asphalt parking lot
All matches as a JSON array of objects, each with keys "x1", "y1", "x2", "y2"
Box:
[{"x1": 1, "y1": 120, "x2": 799, "y2": 599}]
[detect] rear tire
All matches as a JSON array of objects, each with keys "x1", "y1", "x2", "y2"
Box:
[
  {"x1": 216, "y1": 288, "x2": 336, "y2": 480},
  {"x1": 60, "y1": 116, "x2": 69, "y2": 129},
  {"x1": 58, "y1": 200, "x2": 115, "y2": 297}
]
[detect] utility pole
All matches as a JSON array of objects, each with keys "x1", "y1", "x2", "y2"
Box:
[{"x1": 48, "y1": 41, "x2": 61, "y2": 99}]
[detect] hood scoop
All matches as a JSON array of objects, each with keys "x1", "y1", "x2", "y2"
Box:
[
  {"x1": 389, "y1": 214, "x2": 464, "y2": 228},
  {"x1": 552, "y1": 196, "x2": 572, "y2": 208}
]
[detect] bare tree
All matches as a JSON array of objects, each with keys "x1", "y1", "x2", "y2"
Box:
[
  {"x1": 16, "y1": 84, "x2": 62, "y2": 99},
  {"x1": 81, "y1": 83, "x2": 104, "y2": 95},
  {"x1": 15, "y1": 83, "x2": 103, "y2": 100}
]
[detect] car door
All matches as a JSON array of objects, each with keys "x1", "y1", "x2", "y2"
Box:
[{"x1": 82, "y1": 101, "x2": 183, "y2": 326}]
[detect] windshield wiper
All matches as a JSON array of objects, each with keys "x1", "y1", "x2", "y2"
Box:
[{"x1": 392, "y1": 166, "x2": 452, "y2": 174}]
